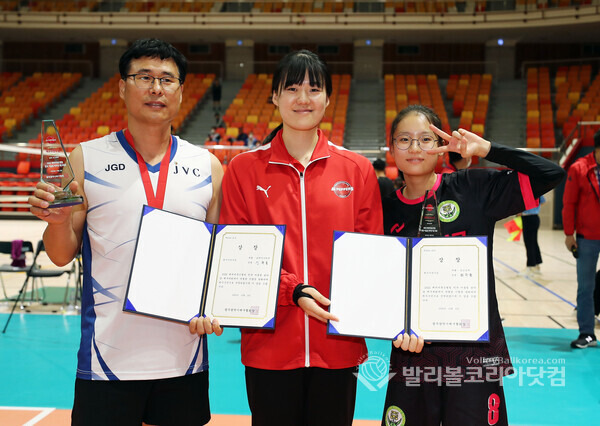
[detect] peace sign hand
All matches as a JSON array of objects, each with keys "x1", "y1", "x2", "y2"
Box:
[{"x1": 427, "y1": 125, "x2": 491, "y2": 159}]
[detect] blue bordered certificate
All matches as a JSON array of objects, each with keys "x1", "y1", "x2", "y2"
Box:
[
  {"x1": 328, "y1": 232, "x2": 489, "y2": 342},
  {"x1": 123, "y1": 205, "x2": 285, "y2": 329}
]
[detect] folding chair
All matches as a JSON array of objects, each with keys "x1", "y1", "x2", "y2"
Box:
[
  {"x1": 62, "y1": 252, "x2": 82, "y2": 313},
  {"x1": 3, "y1": 240, "x2": 77, "y2": 333},
  {"x1": 0, "y1": 240, "x2": 35, "y2": 301}
]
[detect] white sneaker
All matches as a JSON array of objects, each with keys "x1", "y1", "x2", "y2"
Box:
[
  {"x1": 525, "y1": 266, "x2": 538, "y2": 276},
  {"x1": 525, "y1": 265, "x2": 541, "y2": 275}
]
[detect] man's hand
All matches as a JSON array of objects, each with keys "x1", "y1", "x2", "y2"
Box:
[
  {"x1": 565, "y1": 235, "x2": 576, "y2": 252},
  {"x1": 29, "y1": 181, "x2": 78, "y2": 225}
]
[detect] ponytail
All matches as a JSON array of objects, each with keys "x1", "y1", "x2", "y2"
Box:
[{"x1": 262, "y1": 123, "x2": 283, "y2": 145}]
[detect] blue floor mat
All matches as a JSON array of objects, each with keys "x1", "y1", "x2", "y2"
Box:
[{"x1": 1, "y1": 313, "x2": 598, "y2": 425}]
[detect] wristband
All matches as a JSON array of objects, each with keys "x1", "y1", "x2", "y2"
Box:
[{"x1": 293, "y1": 284, "x2": 316, "y2": 306}]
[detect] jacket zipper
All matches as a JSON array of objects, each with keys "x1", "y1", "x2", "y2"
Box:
[
  {"x1": 271, "y1": 155, "x2": 328, "y2": 368},
  {"x1": 299, "y1": 170, "x2": 310, "y2": 367}
]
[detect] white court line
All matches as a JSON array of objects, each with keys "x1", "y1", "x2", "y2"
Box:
[
  {"x1": 23, "y1": 408, "x2": 55, "y2": 425},
  {"x1": 0, "y1": 406, "x2": 56, "y2": 425}
]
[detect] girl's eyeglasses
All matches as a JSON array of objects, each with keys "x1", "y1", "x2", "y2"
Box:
[{"x1": 392, "y1": 134, "x2": 438, "y2": 151}]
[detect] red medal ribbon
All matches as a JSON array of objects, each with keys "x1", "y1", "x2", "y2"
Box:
[{"x1": 124, "y1": 129, "x2": 171, "y2": 209}]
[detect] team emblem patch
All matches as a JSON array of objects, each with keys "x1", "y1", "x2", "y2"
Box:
[
  {"x1": 385, "y1": 405, "x2": 406, "y2": 426},
  {"x1": 331, "y1": 181, "x2": 354, "y2": 198},
  {"x1": 438, "y1": 200, "x2": 460, "y2": 222}
]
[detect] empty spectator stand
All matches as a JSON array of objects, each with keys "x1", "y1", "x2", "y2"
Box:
[
  {"x1": 8, "y1": 1, "x2": 99, "y2": 12},
  {"x1": 525, "y1": 67, "x2": 556, "y2": 158},
  {"x1": 0, "y1": 72, "x2": 81, "y2": 141},
  {"x1": 558, "y1": 65, "x2": 599, "y2": 143},
  {"x1": 23, "y1": 72, "x2": 212, "y2": 148}
]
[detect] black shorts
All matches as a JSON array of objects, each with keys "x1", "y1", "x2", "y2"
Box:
[
  {"x1": 245, "y1": 366, "x2": 358, "y2": 426},
  {"x1": 382, "y1": 379, "x2": 508, "y2": 426},
  {"x1": 72, "y1": 371, "x2": 210, "y2": 426}
]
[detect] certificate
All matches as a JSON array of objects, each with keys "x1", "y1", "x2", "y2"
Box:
[
  {"x1": 123, "y1": 205, "x2": 285, "y2": 329},
  {"x1": 328, "y1": 232, "x2": 488, "y2": 342}
]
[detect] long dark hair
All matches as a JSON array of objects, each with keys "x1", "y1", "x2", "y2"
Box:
[
  {"x1": 262, "y1": 50, "x2": 332, "y2": 145},
  {"x1": 389, "y1": 105, "x2": 442, "y2": 150}
]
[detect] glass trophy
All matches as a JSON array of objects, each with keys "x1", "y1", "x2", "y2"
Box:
[
  {"x1": 40, "y1": 119, "x2": 83, "y2": 208},
  {"x1": 417, "y1": 190, "x2": 441, "y2": 237}
]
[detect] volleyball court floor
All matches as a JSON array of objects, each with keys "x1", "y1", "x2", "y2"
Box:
[{"x1": 0, "y1": 218, "x2": 599, "y2": 425}]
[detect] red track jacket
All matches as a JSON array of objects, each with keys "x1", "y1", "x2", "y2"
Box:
[
  {"x1": 220, "y1": 129, "x2": 383, "y2": 370},
  {"x1": 562, "y1": 152, "x2": 600, "y2": 240}
]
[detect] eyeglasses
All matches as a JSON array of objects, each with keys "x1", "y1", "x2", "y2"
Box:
[
  {"x1": 126, "y1": 73, "x2": 182, "y2": 92},
  {"x1": 392, "y1": 134, "x2": 438, "y2": 151}
]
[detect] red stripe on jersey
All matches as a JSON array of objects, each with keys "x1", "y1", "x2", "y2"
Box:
[{"x1": 518, "y1": 172, "x2": 537, "y2": 210}]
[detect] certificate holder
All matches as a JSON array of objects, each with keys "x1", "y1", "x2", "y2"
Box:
[
  {"x1": 408, "y1": 236, "x2": 489, "y2": 342},
  {"x1": 123, "y1": 205, "x2": 285, "y2": 329},
  {"x1": 328, "y1": 232, "x2": 489, "y2": 342}
]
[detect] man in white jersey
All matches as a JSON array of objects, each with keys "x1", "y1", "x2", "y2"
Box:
[{"x1": 29, "y1": 38, "x2": 223, "y2": 425}]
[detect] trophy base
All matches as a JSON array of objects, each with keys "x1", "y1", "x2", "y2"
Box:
[{"x1": 47, "y1": 194, "x2": 84, "y2": 209}]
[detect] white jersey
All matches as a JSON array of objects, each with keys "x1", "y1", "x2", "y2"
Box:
[{"x1": 78, "y1": 131, "x2": 213, "y2": 381}]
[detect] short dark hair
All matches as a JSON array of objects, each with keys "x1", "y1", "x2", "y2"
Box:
[
  {"x1": 119, "y1": 38, "x2": 187, "y2": 84},
  {"x1": 389, "y1": 105, "x2": 442, "y2": 150},
  {"x1": 594, "y1": 130, "x2": 600, "y2": 149},
  {"x1": 373, "y1": 158, "x2": 386, "y2": 171},
  {"x1": 448, "y1": 151, "x2": 462, "y2": 165}
]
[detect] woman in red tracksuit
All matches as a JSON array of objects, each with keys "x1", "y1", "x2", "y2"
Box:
[{"x1": 219, "y1": 50, "x2": 383, "y2": 426}]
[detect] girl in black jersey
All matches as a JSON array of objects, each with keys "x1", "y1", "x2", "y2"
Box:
[{"x1": 381, "y1": 105, "x2": 564, "y2": 426}]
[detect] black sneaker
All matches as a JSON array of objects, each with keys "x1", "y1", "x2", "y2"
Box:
[{"x1": 570, "y1": 334, "x2": 597, "y2": 349}]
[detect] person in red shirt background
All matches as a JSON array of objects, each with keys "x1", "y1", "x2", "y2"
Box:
[{"x1": 562, "y1": 130, "x2": 600, "y2": 349}]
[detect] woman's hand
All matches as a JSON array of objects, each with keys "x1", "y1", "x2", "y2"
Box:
[
  {"x1": 297, "y1": 286, "x2": 340, "y2": 324},
  {"x1": 189, "y1": 316, "x2": 223, "y2": 336},
  {"x1": 392, "y1": 333, "x2": 425, "y2": 353},
  {"x1": 428, "y1": 125, "x2": 491, "y2": 159}
]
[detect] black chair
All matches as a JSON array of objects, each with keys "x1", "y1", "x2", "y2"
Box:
[
  {"x1": 0, "y1": 240, "x2": 35, "y2": 301},
  {"x1": 3, "y1": 240, "x2": 77, "y2": 333}
]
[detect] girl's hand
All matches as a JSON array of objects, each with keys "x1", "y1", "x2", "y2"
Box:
[
  {"x1": 428, "y1": 125, "x2": 491, "y2": 159},
  {"x1": 189, "y1": 316, "x2": 223, "y2": 336},
  {"x1": 392, "y1": 333, "x2": 425, "y2": 353}
]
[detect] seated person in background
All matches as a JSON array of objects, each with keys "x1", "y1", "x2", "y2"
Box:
[
  {"x1": 236, "y1": 128, "x2": 249, "y2": 145},
  {"x1": 247, "y1": 131, "x2": 257, "y2": 147},
  {"x1": 208, "y1": 126, "x2": 221, "y2": 142},
  {"x1": 214, "y1": 113, "x2": 226, "y2": 129}
]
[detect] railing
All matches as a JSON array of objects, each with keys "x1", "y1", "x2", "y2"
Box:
[
  {"x1": 382, "y1": 61, "x2": 498, "y2": 79},
  {"x1": 0, "y1": 59, "x2": 94, "y2": 78},
  {"x1": 558, "y1": 120, "x2": 600, "y2": 168}
]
